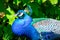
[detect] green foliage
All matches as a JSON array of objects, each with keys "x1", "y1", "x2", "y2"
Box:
[
  {"x1": 49, "y1": 0, "x2": 58, "y2": 5},
  {"x1": 6, "y1": 7, "x2": 15, "y2": 25},
  {"x1": 42, "y1": 0, "x2": 46, "y2": 3},
  {"x1": 13, "y1": 0, "x2": 21, "y2": 5},
  {"x1": 0, "y1": 0, "x2": 60, "y2": 40}
]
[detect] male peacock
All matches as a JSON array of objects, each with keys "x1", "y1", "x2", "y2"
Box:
[
  {"x1": 11, "y1": 10, "x2": 40, "y2": 40},
  {"x1": 33, "y1": 18, "x2": 60, "y2": 40},
  {"x1": 11, "y1": 5, "x2": 60, "y2": 40}
]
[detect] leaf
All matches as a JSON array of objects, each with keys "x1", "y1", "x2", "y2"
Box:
[
  {"x1": 29, "y1": 3, "x2": 39, "y2": 17},
  {"x1": 0, "y1": 25, "x2": 3, "y2": 37},
  {"x1": 37, "y1": 0, "x2": 42, "y2": 5},
  {"x1": 0, "y1": 0, "x2": 5, "y2": 12},
  {"x1": 6, "y1": 6, "x2": 15, "y2": 25},
  {"x1": 42, "y1": 0, "x2": 46, "y2": 3},
  {"x1": 49, "y1": 0, "x2": 58, "y2": 5},
  {"x1": 13, "y1": 0, "x2": 21, "y2": 5},
  {"x1": 22, "y1": 0, "x2": 30, "y2": 4},
  {"x1": 38, "y1": 0, "x2": 41, "y2": 3},
  {"x1": 3, "y1": 25, "x2": 13, "y2": 40}
]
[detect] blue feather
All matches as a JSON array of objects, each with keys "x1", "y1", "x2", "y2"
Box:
[
  {"x1": 11, "y1": 7, "x2": 60, "y2": 40},
  {"x1": 12, "y1": 10, "x2": 40, "y2": 40}
]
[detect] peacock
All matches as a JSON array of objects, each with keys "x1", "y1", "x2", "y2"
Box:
[
  {"x1": 11, "y1": 5, "x2": 60, "y2": 40},
  {"x1": 33, "y1": 18, "x2": 60, "y2": 40}
]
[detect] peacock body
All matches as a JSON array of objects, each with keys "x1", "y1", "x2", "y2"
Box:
[
  {"x1": 11, "y1": 5, "x2": 60, "y2": 40},
  {"x1": 12, "y1": 10, "x2": 40, "y2": 40},
  {"x1": 33, "y1": 18, "x2": 60, "y2": 40}
]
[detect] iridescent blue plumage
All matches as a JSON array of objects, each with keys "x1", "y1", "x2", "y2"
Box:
[
  {"x1": 12, "y1": 10, "x2": 40, "y2": 40},
  {"x1": 11, "y1": 5, "x2": 60, "y2": 40}
]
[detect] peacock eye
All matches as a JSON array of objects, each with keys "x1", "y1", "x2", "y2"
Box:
[
  {"x1": 17, "y1": 12, "x2": 24, "y2": 17},
  {"x1": 17, "y1": 12, "x2": 25, "y2": 19}
]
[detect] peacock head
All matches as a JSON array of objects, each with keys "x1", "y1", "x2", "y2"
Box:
[
  {"x1": 14, "y1": 9, "x2": 32, "y2": 27},
  {"x1": 15, "y1": 10, "x2": 26, "y2": 19},
  {"x1": 15, "y1": 5, "x2": 32, "y2": 19}
]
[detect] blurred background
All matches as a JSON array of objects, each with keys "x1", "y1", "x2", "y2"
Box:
[{"x1": 0, "y1": 0, "x2": 60, "y2": 40}]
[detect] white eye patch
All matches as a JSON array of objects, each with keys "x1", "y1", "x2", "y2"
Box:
[{"x1": 19, "y1": 13, "x2": 23, "y2": 17}]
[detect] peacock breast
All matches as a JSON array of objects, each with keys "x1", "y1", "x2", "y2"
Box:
[{"x1": 11, "y1": 18, "x2": 25, "y2": 35}]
